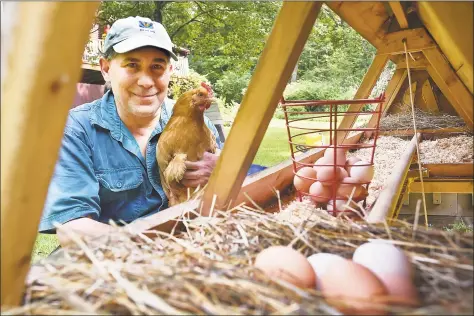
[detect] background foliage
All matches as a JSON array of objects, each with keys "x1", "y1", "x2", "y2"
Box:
[{"x1": 93, "y1": 1, "x2": 380, "y2": 115}]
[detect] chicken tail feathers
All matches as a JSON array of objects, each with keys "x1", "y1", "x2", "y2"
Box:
[{"x1": 164, "y1": 153, "x2": 187, "y2": 184}]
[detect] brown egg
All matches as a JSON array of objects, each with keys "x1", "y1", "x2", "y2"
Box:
[
  {"x1": 320, "y1": 259, "x2": 389, "y2": 315},
  {"x1": 317, "y1": 166, "x2": 342, "y2": 187},
  {"x1": 337, "y1": 177, "x2": 368, "y2": 201},
  {"x1": 345, "y1": 156, "x2": 362, "y2": 174},
  {"x1": 309, "y1": 181, "x2": 331, "y2": 203},
  {"x1": 313, "y1": 156, "x2": 329, "y2": 173},
  {"x1": 293, "y1": 167, "x2": 317, "y2": 193},
  {"x1": 254, "y1": 246, "x2": 316, "y2": 288},
  {"x1": 324, "y1": 145, "x2": 346, "y2": 167}
]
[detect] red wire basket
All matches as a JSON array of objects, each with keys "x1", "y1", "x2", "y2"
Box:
[{"x1": 281, "y1": 94, "x2": 385, "y2": 217}]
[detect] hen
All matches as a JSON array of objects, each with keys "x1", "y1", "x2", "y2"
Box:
[{"x1": 157, "y1": 82, "x2": 218, "y2": 206}]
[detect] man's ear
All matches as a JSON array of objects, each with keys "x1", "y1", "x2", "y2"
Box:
[{"x1": 99, "y1": 57, "x2": 111, "y2": 83}]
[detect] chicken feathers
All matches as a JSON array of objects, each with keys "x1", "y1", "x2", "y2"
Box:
[{"x1": 157, "y1": 83, "x2": 217, "y2": 206}]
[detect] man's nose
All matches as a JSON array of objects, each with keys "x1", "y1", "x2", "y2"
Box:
[{"x1": 137, "y1": 74, "x2": 154, "y2": 89}]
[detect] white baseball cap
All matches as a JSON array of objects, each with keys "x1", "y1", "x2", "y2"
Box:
[{"x1": 104, "y1": 16, "x2": 178, "y2": 60}]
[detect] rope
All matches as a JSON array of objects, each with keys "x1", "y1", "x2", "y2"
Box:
[{"x1": 403, "y1": 39, "x2": 429, "y2": 227}]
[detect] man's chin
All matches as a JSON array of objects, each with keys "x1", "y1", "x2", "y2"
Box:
[{"x1": 130, "y1": 104, "x2": 161, "y2": 117}]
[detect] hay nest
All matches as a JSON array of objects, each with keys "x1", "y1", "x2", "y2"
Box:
[
  {"x1": 379, "y1": 106, "x2": 469, "y2": 131},
  {"x1": 3, "y1": 202, "x2": 473, "y2": 315}
]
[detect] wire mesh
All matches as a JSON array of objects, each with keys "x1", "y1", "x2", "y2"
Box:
[{"x1": 281, "y1": 94, "x2": 385, "y2": 216}]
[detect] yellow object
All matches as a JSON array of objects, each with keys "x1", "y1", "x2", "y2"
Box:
[{"x1": 305, "y1": 133, "x2": 322, "y2": 146}]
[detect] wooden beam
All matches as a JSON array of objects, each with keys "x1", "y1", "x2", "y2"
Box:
[
  {"x1": 420, "y1": 79, "x2": 439, "y2": 113},
  {"x1": 424, "y1": 47, "x2": 474, "y2": 130},
  {"x1": 379, "y1": 128, "x2": 468, "y2": 136},
  {"x1": 423, "y1": 163, "x2": 474, "y2": 178},
  {"x1": 367, "y1": 134, "x2": 422, "y2": 223},
  {"x1": 409, "y1": 181, "x2": 473, "y2": 194},
  {"x1": 396, "y1": 57, "x2": 430, "y2": 69},
  {"x1": 336, "y1": 54, "x2": 389, "y2": 143},
  {"x1": 416, "y1": 2, "x2": 473, "y2": 94},
  {"x1": 364, "y1": 68, "x2": 407, "y2": 136},
  {"x1": 0, "y1": 2, "x2": 100, "y2": 307},
  {"x1": 199, "y1": 2, "x2": 323, "y2": 214},
  {"x1": 389, "y1": 2, "x2": 409, "y2": 29},
  {"x1": 377, "y1": 28, "x2": 437, "y2": 55}
]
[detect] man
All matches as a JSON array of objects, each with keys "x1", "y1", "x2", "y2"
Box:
[{"x1": 39, "y1": 16, "x2": 223, "y2": 246}]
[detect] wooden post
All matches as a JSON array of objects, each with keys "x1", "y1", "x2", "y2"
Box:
[
  {"x1": 1, "y1": 2, "x2": 100, "y2": 306},
  {"x1": 389, "y1": 2, "x2": 409, "y2": 29},
  {"x1": 199, "y1": 2, "x2": 323, "y2": 214},
  {"x1": 424, "y1": 47, "x2": 474, "y2": 130},
  {"x1": 366, "y1": 134, "x2": 422, "y2": 223},
  {"x1": 335, "y1": 54, "x2": 389, "y2": 143}
]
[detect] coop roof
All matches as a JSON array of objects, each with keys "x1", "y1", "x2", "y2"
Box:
[{"x1": 326, "y1": 1, "x2": 473, "y2": 131}]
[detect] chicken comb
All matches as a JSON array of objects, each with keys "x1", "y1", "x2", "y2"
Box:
[{"x1": 200, "y1": 82, "x2": 214, "y2": 97}]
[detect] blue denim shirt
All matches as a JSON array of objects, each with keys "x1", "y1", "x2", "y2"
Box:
[{"x1": 39, "y1": 91, "x2": 222, "y2": 233}]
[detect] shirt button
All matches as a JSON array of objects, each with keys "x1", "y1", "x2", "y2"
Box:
[{"x1": 116, "y1": 181, "x2": 123, "y2": 188}]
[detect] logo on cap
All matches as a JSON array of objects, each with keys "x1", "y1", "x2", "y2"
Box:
[{"x1": 139, "y1": 21, "x2": 154, "y2": 29}]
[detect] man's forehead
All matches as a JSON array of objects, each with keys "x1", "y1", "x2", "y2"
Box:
[{"x1": 118, "y1": 47, "x2": 170, "y2": 62}]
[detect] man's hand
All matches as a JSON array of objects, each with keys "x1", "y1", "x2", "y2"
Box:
[{"x1": 182, "y1": 151, "x2": 218, "y2": 188}]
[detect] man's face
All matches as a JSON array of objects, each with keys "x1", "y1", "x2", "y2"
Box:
[{"x1": 100, "y1": 47, "x2": 172, "y2": 119}]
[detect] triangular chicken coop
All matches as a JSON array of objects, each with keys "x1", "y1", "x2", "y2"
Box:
[{"x1": 1, "y1": 1, "x2": 473, "y2": 309}]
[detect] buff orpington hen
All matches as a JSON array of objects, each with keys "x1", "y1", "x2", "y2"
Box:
[{"x1": 157, "y1": 82, "x2": 218, "y2": 206}]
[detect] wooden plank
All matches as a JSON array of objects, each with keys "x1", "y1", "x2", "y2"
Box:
[
  {"x1": 402, "y1": 81, "x2": 417, "y2": 107},
  {"x1": 377, "y1": 28, "x2": 437, "y2": 55},
  {"x1": 367, "y1": 133, "x2": 421, "y2": 223},
  {"x1": 389, "y1": 2, "x2": 409, "y2": 29},
  {"x1": 335, "y1": 54, "x2": 389, "y2": 143},
  {"x1": 424, "y1": 47, "x2": 474, "y2": 131},
  {"x1": 379, "y1": 128, "x2": 468, "y2": 136},
  {"x1": 421, "y1": 79, "x2": 439, "y2": 112},
  {"x1": 0, "y1": 2, "x2": 100, "y2": 307},
  {"x1": 396, "y1": 56, "x2": 430, "y2": 69},
  {"x1": 424, "y1": 163, "x2": 474, "y2": 178},
  {"x1": 409, "y1": 181, "x2": 473, "y2": 194},
  {"x1": 416, "y1": 2, "x2": 473, "y2": 94},
  {"x1": 199, "y1": 2, "x2": 323, "y2": 214},
  {"x1": 364, "y1": 68, "x2": 407, "y2": 136}
]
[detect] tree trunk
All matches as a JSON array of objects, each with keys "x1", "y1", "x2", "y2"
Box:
[{"x1": 154, "y1": 1, "x2": 165, "y2": 23}]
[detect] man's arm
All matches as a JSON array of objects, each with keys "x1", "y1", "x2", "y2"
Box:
[
  {"x1": 40, "y1": 116, "x2": 104, "y2": 247},
  {"x1": 57, "y1": 217, "x2": 115, "y2": 246}
]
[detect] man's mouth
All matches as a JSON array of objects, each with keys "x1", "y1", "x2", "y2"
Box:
[{"x1": 132, "y1": 92, "x2": 158, "y2": 98}]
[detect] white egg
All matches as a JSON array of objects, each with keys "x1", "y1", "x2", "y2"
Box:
[
  {"x1": 352, "y1": 241, "x2": 420, "y2": 306},
  {"x1": 326, "y1": 199, "x2": 359, "y2": 213},
  {"x1": 352, "y1": 241, "x2": 412, "y2": 277},
  {"x1": 349, "y1": 160, "x2": 374, "y2": 183},
  {"x1": 307, "y1": 253, "x2": 346, "y2": 290}
]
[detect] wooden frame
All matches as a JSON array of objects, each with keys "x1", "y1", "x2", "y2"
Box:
[
  {"x1": 1, "y1": 2, "x2": 100, "y2": 306},
  {"x1": 424, "y1": 47, "x2": 474, "y2": 130},
  {"x1": 200, "y1": 2, "x2": 323, "y2": 214},
  {"x1": 389, "y1": 2, "x2": 409, "y2": 29},
  {"x1": 367, "y1": 134, "x2": 422, "y2": 223},
  {"x1": 409, "y1": 181, "x2": 473, "y2": 194},
  {"x1": 377, "y1": 28, "x2": 437, "y2": 55}
]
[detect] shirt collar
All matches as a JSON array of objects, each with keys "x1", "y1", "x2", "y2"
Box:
[{"x1": 90, "y1": 90, "x2": 175, "y2": 140}]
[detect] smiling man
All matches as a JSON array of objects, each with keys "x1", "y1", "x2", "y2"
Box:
[{"x1": 39, "y1": 16, "x2": 223, "y2": 246}]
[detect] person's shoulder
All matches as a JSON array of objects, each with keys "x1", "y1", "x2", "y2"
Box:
[{"x1": 65, "y1": 99, "x2": 101, "y2": 135}]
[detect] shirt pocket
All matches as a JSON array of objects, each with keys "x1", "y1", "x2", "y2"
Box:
[{"x1": 96, "y1": 167, "x2": 144, "y2": 203}]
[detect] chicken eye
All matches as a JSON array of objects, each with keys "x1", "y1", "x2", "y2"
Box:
[{"x1": 198, "y1": 93, "x2": 204, "y2": 97}]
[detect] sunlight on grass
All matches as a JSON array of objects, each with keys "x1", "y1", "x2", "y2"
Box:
[{"x1": 32, "y1": 234, "x2": 59, "y2": 263}]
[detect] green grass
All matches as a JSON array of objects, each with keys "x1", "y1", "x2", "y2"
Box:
[
  {"x1": 32, "y1": 234, "x2": 59, "y2": 263},
  {"x1": 223, "y1": 118, "x2": 292, "y2": 167},
  {"x1": 443, "y1": 219, "x2": 473, "y2": 233}
]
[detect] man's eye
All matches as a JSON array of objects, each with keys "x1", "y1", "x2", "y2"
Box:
[
  {"x1": 152, "y1": 64, "x2": 164, "y2": 70},
  {"x1": 126, "y1": 63, "x2": 138, "y2": 68}
]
